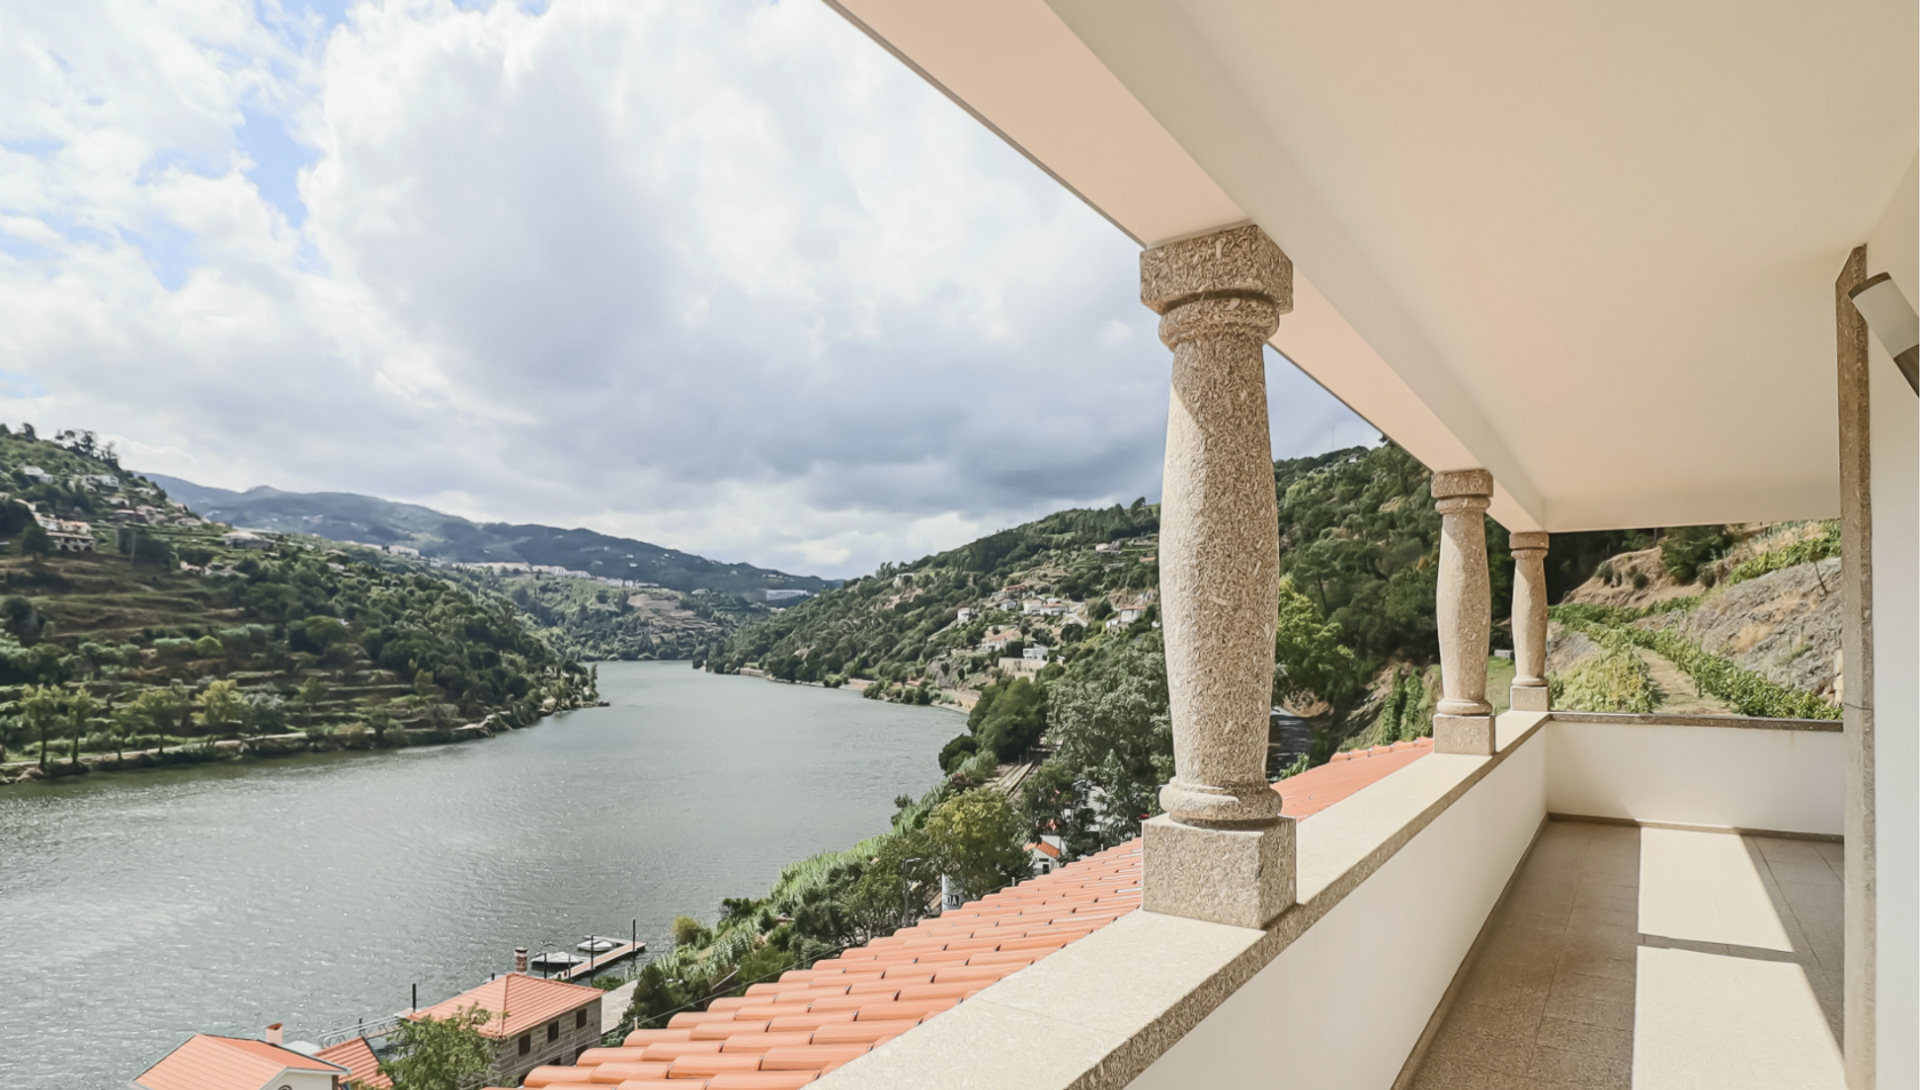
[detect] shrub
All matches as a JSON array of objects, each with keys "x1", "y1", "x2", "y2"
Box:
[
  {"x1": 1660, "y1": 525, "x2": 1733, "y2": 583},
  {"x1": 1554, "y1": 640, "x2": 1657, "y2": 714},
  {"x1": 192, "y1": 635, "x2": 224, "y2": 659},
  {"x1": 1727, "y1": 524, "x2": 1841, "y2": 586},
  {"x1": 672, "y1": 915, "x2": 710, "y2": 948},
  {"x1": 939, "y1": 733, "x2": 980, "y2": 773}
]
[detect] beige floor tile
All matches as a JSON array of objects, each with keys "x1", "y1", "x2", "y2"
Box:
[
  {"x1": 1528, "y1": 1043, "x2": 1631, "y2": 1088},
  {"x1": 1542, "y1": 989, "x2": 1635, "y2": 1031},
  {"x1": 1555, "y1": 946, "x2": 1636, "y2": 983},
  {"x1": 1639, "y1": 827, "x2": 1795, "y2": 952},
  {"x1": 1451, "y1": 995, "x2": 1547, "y2": 1039},
  {"x1": 1533, "y1": 1015, "x2": 1633, "y2": 1061},
  {"x1": 1415, "y1": 823, "x2": 1843, "y2": 1090},
  {"x1": 1425, "y1": 1021, "x2": 1533, "y2": 1075},
  {"x1": 1632, "y1": 945, "x2": 1844, "y2": 1089}
]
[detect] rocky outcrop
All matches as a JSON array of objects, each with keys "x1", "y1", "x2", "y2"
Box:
[{"x1": 1642, "y1": 558, "x2": 1841, "y2": 701}]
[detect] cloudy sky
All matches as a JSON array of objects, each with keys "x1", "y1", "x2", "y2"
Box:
[{"x1": 0, "y1": 0, "x2": 1375, "y2": 578}]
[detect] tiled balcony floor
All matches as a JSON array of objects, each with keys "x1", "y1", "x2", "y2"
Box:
[{"x1": 1410, "y1": 819, "x2": 1845, "y2": 1090}]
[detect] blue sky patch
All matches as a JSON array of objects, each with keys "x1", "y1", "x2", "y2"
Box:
[{"x1": 239, "y1": 107, "x2": 313, "y2": 227}]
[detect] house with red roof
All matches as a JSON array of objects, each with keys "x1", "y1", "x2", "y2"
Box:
[
  {"x1": 131, "y1": 1032, "x2": 349, "y2": 1090},
  {"x1": 407, "y1": 970, "x2": 604, "y2": 1087},
  {"x1": 312, "y1": 1036, "x2": 390, "y2": 1090}
]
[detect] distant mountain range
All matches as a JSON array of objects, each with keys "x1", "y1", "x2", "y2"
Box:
[{"x1": 143, "y1": 474, "x2": 833, "y2": 600}]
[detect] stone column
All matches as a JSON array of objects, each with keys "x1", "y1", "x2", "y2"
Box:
[
  {"x1": 1138, "y1": 224, "x2": 1295, "y2": 930},
  {"x1": 1432, "y1": 469, "x2": 1496, "y2": 755},
  {"x1": 1509, "y1": 531, "x2": 1550, "y2": 713}
]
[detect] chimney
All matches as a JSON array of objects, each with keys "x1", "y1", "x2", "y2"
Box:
[
  {"x1": 266, "y1": 1024, "x2": 284, "y2": 1046},
  {"x1": 513, "y1": 947, "x2": 529, "y2": 974}
]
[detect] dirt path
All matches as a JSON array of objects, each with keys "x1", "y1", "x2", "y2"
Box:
[{"x1": 1637, "y1": 648, "x2": 1736, "y2": 715}]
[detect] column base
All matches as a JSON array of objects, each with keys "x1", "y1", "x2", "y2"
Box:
[
  {"x1": 1142, "y1": 813, "x2": 1296, "y2": 929},
  {"x1": 1434, "y1": 713, "x2": 1496, "y2": 756},
  {"x1": 1510, "y1": 684, "x2": 1549, "y2": 712}
]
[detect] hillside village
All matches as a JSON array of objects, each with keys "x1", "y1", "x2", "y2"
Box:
[{"x1": 714, "y1": 443, "x2": 1848, "y2": 790}]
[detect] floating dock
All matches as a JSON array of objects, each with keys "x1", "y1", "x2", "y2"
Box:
[{"x1": 557, "y1": 939, "x2": 646, "y2": 982}]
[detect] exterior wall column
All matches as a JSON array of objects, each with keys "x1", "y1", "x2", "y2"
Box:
[
  {"x1": 1836, "y1": 244, "x2": 1877, "y2": 1090},
  {"x1": 1509, "y1": 531, "x2": 1550, "y2": 713},
  {"x1": 1137, "y1": 224, "x2": 1295, "y2": 930},
  {"x1": 1432, "y1": 470, "x2": 1496, "y2": 755}
]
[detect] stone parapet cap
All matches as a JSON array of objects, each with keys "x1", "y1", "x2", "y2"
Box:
[
  {"x1": 1140, "y1": 224, "x2": 1292, "y2": 315},
  {"x1": 1546, "y1": 710, "x2": 1842, "y2": 732},
  {"x1": 817, "y1": 714, "x2": 1550, "y2": 1090}
]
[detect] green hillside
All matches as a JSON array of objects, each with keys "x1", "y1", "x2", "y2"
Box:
[{"x1": 0, "y1": 429, "x2": 596, "y2": 783}]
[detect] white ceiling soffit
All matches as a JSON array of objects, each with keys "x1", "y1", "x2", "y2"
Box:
[{"x1": 830, "y1": 0, "x2": 1919, "y2": 532}]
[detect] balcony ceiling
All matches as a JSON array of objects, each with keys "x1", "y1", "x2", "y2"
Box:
[{"x1": 829, "y1": 0, "x2": 1918, "y2": 531}]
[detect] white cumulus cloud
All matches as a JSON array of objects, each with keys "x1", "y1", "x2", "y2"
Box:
[{"x1": 0, "y1": 0, "x2": 1375, "y2": 577}]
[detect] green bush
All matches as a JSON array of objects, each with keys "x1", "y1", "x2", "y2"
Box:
[
  {"x1": 1659, "y1": 525, "x2": 1733, "y2": 583},
  {"x1": 192, "y1": 635, "x2": 224, "y2": 659},
  {"x1": 1727, "y1": 524, "x2": 1841, "y2": 586},
  {"x1": 1555, "y1": 639, "x2": 1657, "y2": 714}
]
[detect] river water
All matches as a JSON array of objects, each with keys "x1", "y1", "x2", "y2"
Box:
[{"x1": 0, "y1": 662, "x2": 957, "y2": 1090}]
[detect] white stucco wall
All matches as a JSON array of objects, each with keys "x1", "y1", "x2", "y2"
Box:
[
  {"x1": 1544, "y1": 721, "x2": 1843, "y2": 837},
  {"x1": 1865, "y1": 155, "x2": 1917, "y2": 1090},
  {"x1": 1124, "y1": 733, "x2": 1547, "y2": 1090}
]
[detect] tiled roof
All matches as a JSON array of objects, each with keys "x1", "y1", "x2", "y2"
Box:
[
  {"x1": 133, "y1": 1034, "x2": 346, "y2": 1090},
  {"x1": 409, "y1": 972, "x2": 602, "y2": 1040},
  {"x1": 1280, "y1": 738, "x2": 1433, "y2": 818},
  {"x1": 315, "y1": 1035, "x2": 391, "y2": 1089},
  {"x1": 501, "y1": 745, "x2": 1427, "y2": 1089}
]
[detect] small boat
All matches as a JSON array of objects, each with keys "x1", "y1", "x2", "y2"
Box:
[
  {"x1": 576, "y1": 936, "x2": 624, "y2": 954},
  {"x1": 528, "y1": 950, "x2": 584, "y2": 970}
]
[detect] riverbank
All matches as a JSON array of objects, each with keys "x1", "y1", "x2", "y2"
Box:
[
  {"x1": 0, "y1": 695, "x2": 606, "y2": 787},
  {"x1": 0, "y1": 661, "x2": 954, "y2": 1090},
  {"x1": 726, "y1": 666, "x2": 974, "y2": 712}
]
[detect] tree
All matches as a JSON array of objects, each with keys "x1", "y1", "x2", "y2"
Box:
[
  {"x1": 1044, "y1": 635, "x2": 1174, "y2": 850},
  {"x1": 66, "y1": 688, "x2": 97, "y2": 762},
  {"x1": 196, "y1": 679, "x2": 246, "y2": 734},
  {"x1": 19, "y1": 685, "x2": 64, "y2": 770},
  {"x1": 413, "y1": 668, "x2": 437, "y2": 701},
  {"x1": 127, "y1": 687, "x2": 184, "y2": 752},
  {"x1": 375, "y1": 1005, "x2": 495, "y2": 1090},
  {"x1": 242, "y1": 692, "x2": 291, "y2": 736},
  {"x1": 967, "y1": 676, "x2": 1047, "y2": 762},
  {"x1": 299, "y1": 676, "x2": 330, "y2": 725},
  {"x1": 920, "y1": 789, "x2": 1029, "y2": 901},
  {"x1": 19, "y1": 522, "x2": 50, "y2": 559},
  {"x1": 1660, "y1": 524, "x2": 1733, "y2": 584},
  {"x1": 1272, "y1": 577, "x2": 1365, "y2": 758}
]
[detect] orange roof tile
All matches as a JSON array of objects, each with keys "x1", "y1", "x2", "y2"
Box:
[
  {"x1": 1278, "y1": 737, "x2": 1433, "y2": 818},
  {"x1": 315, "y1": 1035, "x2": 391, "y2": 1089},
  {"x1": 513, "y1": 745, "x2": 1425, "y2": 1085},
  {"x1": 134, "y1": 1034, "x2": 347, "y2": 1090},
  {"x1": 409, "y1": 972, "x2": 602, "y2": 1040}
]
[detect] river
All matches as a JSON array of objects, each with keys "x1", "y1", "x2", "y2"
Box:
[{"x1": 0, "y1": 662, "x2": 958, "y2": 1090}]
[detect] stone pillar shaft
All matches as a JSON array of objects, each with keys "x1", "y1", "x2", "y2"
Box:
[
  {"x1": 1432, "y1": 469, "x2": 1496, "y2": 755},
  {"x1": 1510, "y1": 531, "x2": 1550, "y2": 713},
  {"x1": 1138, "y1": 224, "x2": 1295, "y2": 930}
]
